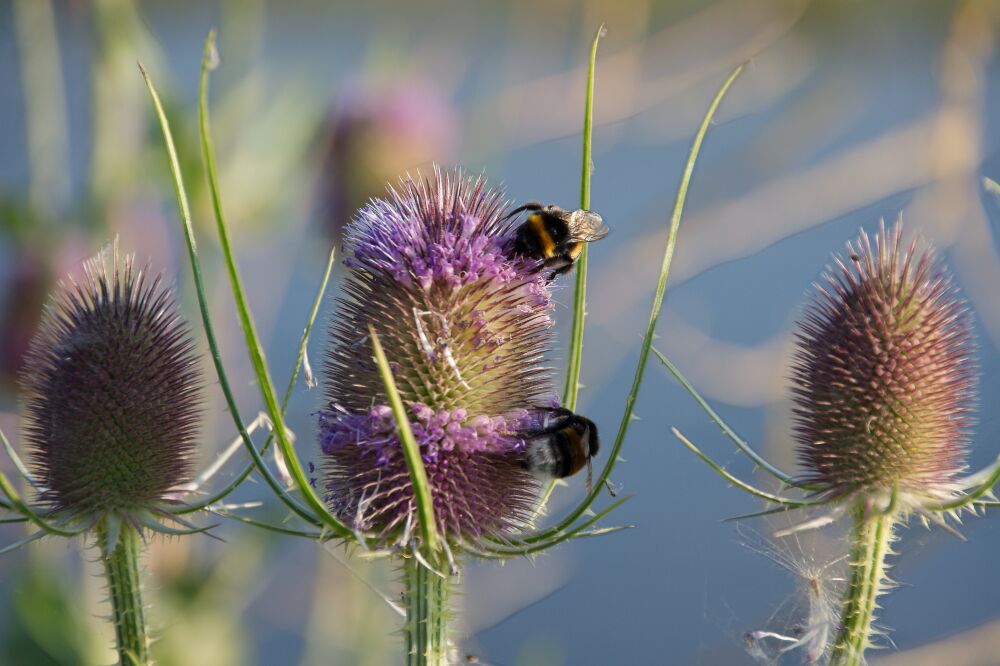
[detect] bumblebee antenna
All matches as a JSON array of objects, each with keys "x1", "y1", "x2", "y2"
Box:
[{"x1": 503, "y1": 201, "x2": 544, "y2": 219}]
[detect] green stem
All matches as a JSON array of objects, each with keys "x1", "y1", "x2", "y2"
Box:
[
  {"x1": 830, "y1": 502, "x2": 897, "y2": 666},
  {"x1": 13, "y1": 0, "x2": 70, "y2": 218},
  {"x1": 562, "y1": 24, "x2": 605, "y2": 411},
  {"x1": 402, "y1": 556, "x2": 453, "y2": 666},
  {"x1": 99, "y1": 522, "x2": 149, "y2": 666}
]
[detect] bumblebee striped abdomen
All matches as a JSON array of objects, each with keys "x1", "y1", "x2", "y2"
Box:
[
  {"x1": 527, "y1": 214, "x2": 557, "y2": 258},
  {"x1": 524, "y1": 408, "x2": 599, "y2": 480}
]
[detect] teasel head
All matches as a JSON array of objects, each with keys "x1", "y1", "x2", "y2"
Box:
[
  {"x1": 790, "y1": 221, "x2": 976, "y2": 503},
  {"x1": 319, "y1": 167, "x2": 555, "y2": 549},
  {"x1": 18, "y1": 245, "x2": 202, "y2": 530}
]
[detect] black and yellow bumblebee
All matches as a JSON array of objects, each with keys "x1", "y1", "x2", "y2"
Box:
[
  {"x1": 523, "y1": 407, "x2": 600, "y2": 488},
  {"x1": 507, "y1": 202, "x2": 609, "y2": 278}
]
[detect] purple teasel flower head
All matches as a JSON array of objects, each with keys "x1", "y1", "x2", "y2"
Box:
[
  {"x1": 791, "y1": 221, "x2": 976, "y2": 504},
  {"x1": 319, "y1": 80, "x2": 458, "y2": 242},
  {"x1": 18, "y1": 245, "x2": 202, "y2": 526},
  {"x1": 319, "y1": 167, "x2": 556, "y2": 549}
]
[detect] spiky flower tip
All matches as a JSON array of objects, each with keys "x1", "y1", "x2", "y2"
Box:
[
  {"x1": 791, "y1": 221, "x2": 976, "y2": 501},
  {"x1": 18, "y1": 247, "x2": 202, "y2": 525},
  {"x1": 319, "y1": 167, "x2": 555, "y2": 548}
]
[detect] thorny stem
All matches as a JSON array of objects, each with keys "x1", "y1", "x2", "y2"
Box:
[
  {"x1": 830, "y1": 501, "x2": 897, "y2": 666},
  {"x1": 534, "y1": 22, "x2": 604, "y2": 534},
  {"x1": 403, "y1": 555, "x2": 454, "y2": 666},
  {"x1": 99, "y1": 521, "x2": 149, "y2": 666}
]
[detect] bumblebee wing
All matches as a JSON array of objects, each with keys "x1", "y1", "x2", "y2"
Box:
[
  {"x1": 520, "y1": 407, "x2": 573, "y2": 436},
  {"x1": 567, "y1": 211, "x2": 610, "y2": 243}
]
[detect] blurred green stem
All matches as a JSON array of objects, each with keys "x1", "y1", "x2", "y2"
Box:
[
  {"x1": 830, "y1": 501, "x2": 897, "y2": 666},
  {"x1": 98, "y1": 522, "x2": 149, "y2": 666},
  {"x1": 13, "y1": 0, "x2": 70, "y2": 218},
  {"x1": 402, "y1": 556, "x2": 453, "y2": 666}
]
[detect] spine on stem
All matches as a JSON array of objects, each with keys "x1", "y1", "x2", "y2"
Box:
[
  {"x1": 403, "y1": 556, "x2": 454, "y2": 666},
  {"x1": 830, "y1": 502, "x2": 897, "y2": 666},
  {"x1": 100, "y1": 521, "x2": 149, "y2": 666}
]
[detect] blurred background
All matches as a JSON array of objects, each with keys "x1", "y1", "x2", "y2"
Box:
[{"x1": 1, "y1": 0, "x2": 1000, "y2": 664}]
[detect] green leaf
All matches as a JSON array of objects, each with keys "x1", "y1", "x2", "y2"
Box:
[
  {"x1": 652, "y1": 346, "x2": 818, "y2": 490},
  {"x1": 177, "y1": 247, "x2": 336, "y2": 516},
  {"x1": 0, "y1": 465, "x2": 84, "y2": 538},
  {"x1": 0, "y1": 530, "x2": 46, "y2": 555}
]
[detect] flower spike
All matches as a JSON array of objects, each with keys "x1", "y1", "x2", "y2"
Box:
[
  {"x1": 18, "y1": 246, "x2": 202, "y2": 528},
  {"x1": 319, "y1": 168, "x2": 554, "y2": 550},
  {"x1": 673, "y1": 220, "x2": 987, "y2": 666},
  {"x1": 791, "y1": 221, "x2": 976, "y2": 501}
]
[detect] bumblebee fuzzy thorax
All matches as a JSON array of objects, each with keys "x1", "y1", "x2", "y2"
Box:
[{"x1": 514, "y1": 213, "x2": 567, "y2": 259}]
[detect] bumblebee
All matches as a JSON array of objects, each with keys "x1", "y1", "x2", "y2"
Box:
[
  {"x1": 507, "y1": 202, "x2": 609, "y2": 278},
  {"x1": 523, "y1": 407, "x2": 600, "y2": 487}
]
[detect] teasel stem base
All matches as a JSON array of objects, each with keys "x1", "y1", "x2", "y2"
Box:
[
  {"x1": 99, "y1": 520, "x2": 149, "y2": 666},
  {"x1": 830, "y1": 500, "x2": 898, "y2": 666},
  {"x1": 403, "y1": 554, "x2": 454, "y2": 666}
]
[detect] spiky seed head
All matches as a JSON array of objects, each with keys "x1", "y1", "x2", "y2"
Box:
[
  {"x1": 319, "y1": 167, "x2": 554, "y2": 547},
  {"x1": 791, "y1": 221, "x2": 976, "y2": 499},
  {"x1": 19, "y1": 246, "x2": 202, "y2": 523}
]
